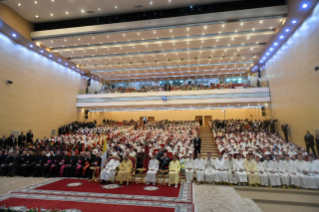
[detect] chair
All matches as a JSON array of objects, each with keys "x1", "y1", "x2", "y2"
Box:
[
  {"x1": 128, "y1": 155, "x2": 137, "y2": 183},
  {"x1": 167, "y1": 152, "x2": 173, "y2": 159}
]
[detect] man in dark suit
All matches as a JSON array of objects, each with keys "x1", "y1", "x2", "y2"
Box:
[
  {"x1": 315, "y1": 134, "x2": 319, "y2": 157},
  {"x1": 6, "y1": 134, "x2": 16, "y2": 147},
  {"x1": 159, "y1": 153, "x2": 170, "y2": 169},
  {"x1": 304, "y1": 130, "x2": 316, "y2": 156},
  {"x1": 0, "y1": 136, "x2": 6, "y2": 148},
  {"x1": 18, "y1": 132, "x2": 26, "y2": 147},
  {"x1": 27, "y1": 130, "x2": 33, "y2": 144},
  {"x1": 193, "y1": 135, "x2": 201, "y2": 158}
]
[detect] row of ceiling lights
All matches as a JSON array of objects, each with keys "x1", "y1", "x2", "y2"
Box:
[{"x1": 253, "y1": 3, "x2": 309, "y2": 72}]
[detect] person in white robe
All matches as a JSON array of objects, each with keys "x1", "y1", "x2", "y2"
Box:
[
  {"x1": 255, "y1": 155, "x2": 269, "y2": 186},
  {"x1": 274, "y1": 154, "x2": 289, "y2": 188},
  {"x1": 308, "y1": 156, "x2": 319, "y2": 187},
  {"x1": 204, "y1": 152, "x2": 215, "y2": 184},
  {"x1": 100, "y1": 157, "x2": 120, "y2": 184},
  {"x1": 146, "y1": 155, "x2": 159, "y2": 185},
  {"x1": 225, "y1": 152, "x2": 237, "y2": 185},
  {"x1": 263, "y1": 155, "x2": 281, "y2": 187},
  {"x1": 194, "y1": 154, "x2": 205, "y2": 184},
  {"x1": 235, "y1": 154, "x2": 247, "y2": 185},
  {"x1": 283, "y1": 154, "x2": 300, "y2": 189},
  {"x1": 184, "y1": 153, "x2": 194, "y2": 183},
  {"x1": 214, "y1": 153, "x2": 228, "y2": 183},
  {"x1": 295, "y1": 154, "x2": 318, "y2": 189}
]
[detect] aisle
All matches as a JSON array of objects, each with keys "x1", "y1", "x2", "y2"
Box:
[{"x1": 199, "y1": 126, "x2": 218, "y2": 159}]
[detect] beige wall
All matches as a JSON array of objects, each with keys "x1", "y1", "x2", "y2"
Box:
[
  {"x1": 0, "y1": 32, "x2": 81, "y2": 139},
  {"x1": 78, "y1": 108, "x2": 266, "y2": 124},
  {"x1": 0, "y1": 3, "x2": 33, "y2": 41},
  {"x1": 264, "y1": 2, "x2": 319, "y2": 147},
  {"x1": 79, "y1": 78, "x2": 102, "y2": 94}
]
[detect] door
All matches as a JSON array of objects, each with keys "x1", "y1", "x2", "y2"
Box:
[
  {"x1": 148, "y1": 117, "x2": 155, "y2": 122},
  {"x1": 204, "y1": 116, "x2": 212, "y2": 126},
  {"x1": 195, "y1": 116, "x2": 203, "y2": 126},
  {"x1": 140, "y1": 117, "x2": 144, "y2": 127}
]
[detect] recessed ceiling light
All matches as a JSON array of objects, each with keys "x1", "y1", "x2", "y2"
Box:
[
  {"x1": 35, "y1": 15, "x2": 38, "y2": 18},
  {"x1": 34, "y1": 1, "x2": 37, "y2": 4},
  {"x1": 260, "y1": 21, "x2": 263, "y2": 23},
  {"x1": 115, "y1": 6, "x2": 117, "y2": 9},
  {"x1": 18, "y1": 3, "x2": 21, "y2": 6},
  {"x1": 51, "y1": 14, "x2": 53, "y2": 16},
  {"x1": 222, "y1": 24, "x2": 225, "y2": 27},
  {"x1": 150, "y1": 2, "x2": 153, "y2": 5},
  {"x1": 66, "y1": 12, "x2": 69, "y2": 14},
  {"x1": 81, "y1": 10, "x2": 85, "y2": 13},
  {"x1": 240, "y1": 23, "x2": 243, "y2": 25},
  {"x1": 98, "y1": 8, "x2": 101, "y2": 10}
]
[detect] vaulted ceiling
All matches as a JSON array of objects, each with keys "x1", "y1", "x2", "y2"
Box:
[{"x1": 3, "y1": 0, "x2": 290, "y2": 83}]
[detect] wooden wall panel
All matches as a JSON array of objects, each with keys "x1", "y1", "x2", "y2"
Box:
[
  {"x1": 264, "y1": 4, "x2": 319, "y2": 147},
  {"x1": 0, "y1": 32, "x2": 81, "y2": 139}
]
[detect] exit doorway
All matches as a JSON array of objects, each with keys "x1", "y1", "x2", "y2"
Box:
[{"x1": 195, "y1": 116, "x2": 203, "y2": 126}]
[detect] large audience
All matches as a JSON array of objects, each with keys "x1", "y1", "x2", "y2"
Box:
[
  {"x1": 0, "y1": 119, "x2": 318, "y2": 190},
  {"x1": 95, "y1": 82, "x2": 251, "y2": 94}
]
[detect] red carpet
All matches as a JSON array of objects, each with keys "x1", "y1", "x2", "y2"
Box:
[
  {"x1": 36, "y1": 179, "x2": 180, "y2": 197},
  {"x1": 13, "y1": 178, "x2": 193, "y2": 203},
  {"x1": 0, "y1": 198, "x2": 174, "y2": 212},
  {"x1": 0, "y1": 193, "x2": 193, "y2": 212}
]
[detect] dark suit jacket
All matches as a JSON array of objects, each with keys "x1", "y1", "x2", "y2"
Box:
[
  {"x1": 193, "y1": 137, "x2": 201, "y2": 149},
  {"x1": 18, "y1": 135, "x2": 26, "y2": 146},
  {"x1": 304, "y1": 134, "x2": 315, "y2": 146},
  {"x1": 6, "y1": 137, "x2": 15, "y2": 147},
  {"x1": 27, "y1": 132, "x2": 33, "y2": 143}
]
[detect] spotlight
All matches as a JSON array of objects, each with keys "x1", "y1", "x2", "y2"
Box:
[
  {"x1": 12, "y1": 33, "x2": 16, "y2": 37},
  {"x1": 190, "y1": 5, "x2": 193, "y2": 8},
  {"x1": 302, "y1": 4, "x2": 308, "y2": 8},
  {"x1": 65, "y1": 63, "x2": 68, "y2": 65},
  {"x1": 58, "y1": 59, "x2": 61, "y2": 62},
  {"x1": 40, "y1": 50, "x2": 44, "y2": 53},
  {"x1": 286, "y1": 29, "x2": 290, "y2": 32},
  {"x1": 280, "y1": 36, "x2": 284, "y2": 39},
  {"x1": 274, "y1": 43, "x2": 278, "y2": 46},
  {"x1": 292, "y1": 20, "x2": 297, "y2": 24},
  {"x1": 49, "y1": 54, "x2": 52, "y2": 57},
  {"x1": 30, "y1": 44, "x2": 33, "y2": 48}
]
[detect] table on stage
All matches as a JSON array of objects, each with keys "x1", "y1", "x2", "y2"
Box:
[
  {"x1": 157, "y1": 169, "x2": 169, "y2": 185},
  {"x1": 136, "y1": 168, "x2": 147, "y2": 184}
]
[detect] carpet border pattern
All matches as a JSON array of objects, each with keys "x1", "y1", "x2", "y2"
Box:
[
  {"x1": 12, "y1": 178, "x2": 193, "y2": 203},
  {"x1": 0, "y1": 193, "x2": 193, "y2": 212}
]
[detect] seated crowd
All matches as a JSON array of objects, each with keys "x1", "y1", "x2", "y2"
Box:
[
  {"x1": 95, "y1": 82, "x2": 252, "y2": 94},
  {"x1": 206, "y1": 119, "x2": 319, "y2": 189},
  {"x1": 0, "y1": 119, "x2": 318, "y2": 190}
]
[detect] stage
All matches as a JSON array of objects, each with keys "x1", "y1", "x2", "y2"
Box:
[{"x1": 1, "y1": 178, "x2": 194, "y2": 212}]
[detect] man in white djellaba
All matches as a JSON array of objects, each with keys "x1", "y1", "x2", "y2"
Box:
[
  {"x1": 214, "y1": 153, "x2": 228, "y2": 183},
  {"x1": 225, "y1": 152, "x2": 237, "y2": 186},
  {"x1": 194, "y1": 154, "x2": 205, "y2": 184},
  {"x1": 184, "y1": 153, "x2": 194, "y2": 183},
  {"x1": 100, "y1": 157, "x2": 120, "y2": 185},
  {"x1": 255, "y1": 155, "x2": 269, "y2": 186},
  {"x1": 295, "y1": 154, "x2": 318, "y2": 189},
  {"x1": 308, "y1": 156, "x2": 319, "y2": 187},
  {"x1": 234, "y1": 154, "x2": 248, "y2": 186},
  {"x1": 274, "y1": 154, "x2": 289, "y2": 189},
  {"x1": 263, "y1": 154, "x2": 281, "y2": 188},
  {"x1": 283, "y1": 154, "x2": 301, "y2": 189},
  {"x1": 146, "y1": 154, "x2": 159, "y2": 185},
  {"x1": 205, "y1": 152, "x2": 215, "y2": 184}
]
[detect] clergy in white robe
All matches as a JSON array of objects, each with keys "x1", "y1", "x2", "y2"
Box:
[
  {"x1": 283, "y1": 155, "x2": 301, "y2": 188},
  {"x1": 205, "y1": 153, "x2": 215, "y2": 184},
  {"x1": 235, "y1": 154, "x2": 247, "y2": 185},
  {"x1": 146, "y1": 155, "x2": 159, "y2": 185},
  {"x1": 194, "y1": 154, "x2": 205, "y2": 184},
  {"x1": 274, "y1": 155, "x2": 289, "y2": 188},
  {"x1": 308, "y1": 157, "x2": 319, "y2": 187},
  {"x1": 214, "y1": 153, "x2": 228, "y2": 183},
  {"x1": 295, "y1": 155, "x2": 318, "y2": 189},
  {"x1": 184, "y1": 153, "x2": 194, "y2": 183},
  {"x1": 255, "y1": 155, "x2": 269, "y2": 186},
  {"x1": 225, "y1": 152, "x2": 237, "y2": 185},
  {"x1": 100, "y1": 158, "x2": 120, "y2": 184},
  {"x1": 263, "y1": 155, "x2": 281, "y2": 187}
]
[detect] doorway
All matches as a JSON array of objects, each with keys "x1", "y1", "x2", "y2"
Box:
[
  {"x1": 204, "y1": 116, "x2": 212, "y2": 126},
  {"x1": 140, "y1": 117, "x2": 146, "y2": 127},
  {"x1": 148, "y1": 117, "x2": 155, "y2": 122},
  {"x1": 195, "y1": 116, "x2": 203, "y2": 126}
]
